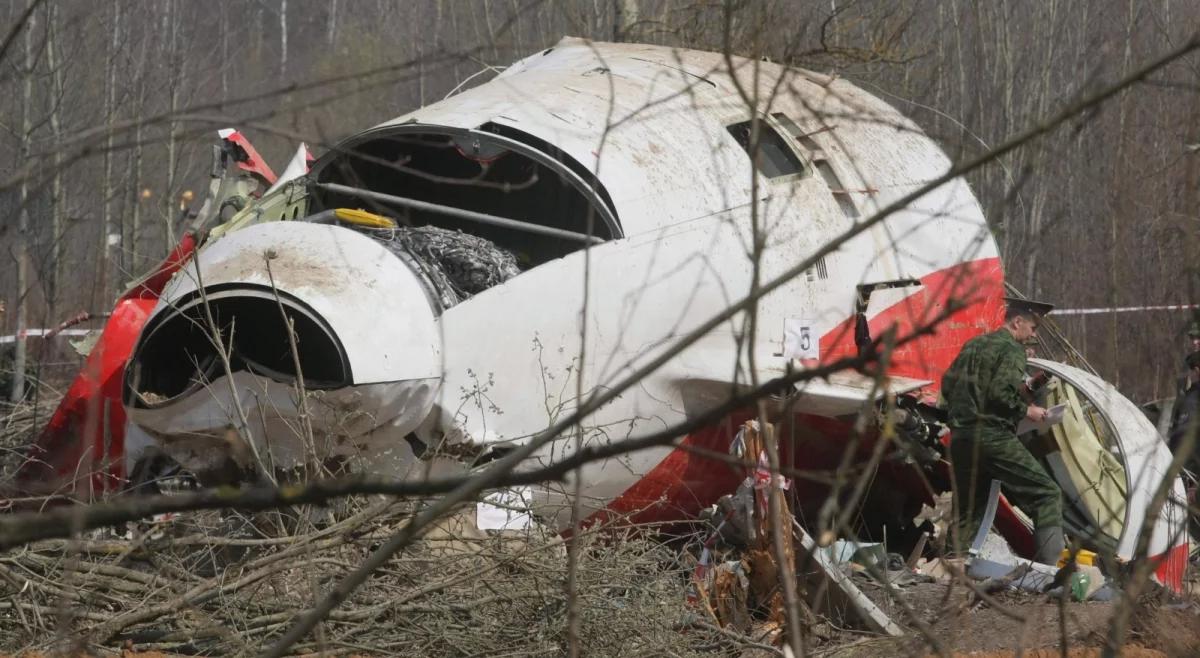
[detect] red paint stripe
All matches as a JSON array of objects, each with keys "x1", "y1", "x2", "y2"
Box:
[
  {"x1": 593, "y1": 257, "x2": 1006, "y2": 526},
  {"x1": 598, "y1": 410, "x2": 753, "y2": 525},
  {"x1": 12, "y1": 234, "x2": 198, "y2": 501},
  {"x1": 820, "y1": 257, "x2": 1005, "y2": 392},
  {"x1": 223, "y1": 130, "x2": 278, "y2": 186},
  {"x1": 1152, "y1": 541, "x2": 1189, "y2": 593}
]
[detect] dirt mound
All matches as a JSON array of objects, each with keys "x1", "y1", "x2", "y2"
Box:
[
  {"x1": 1130, "y1": 602, "x2": 1200, "y2": 657},
  {"x1": 938, "y1": 648, "x2": 1164, "y2": 657},
  {"x1": 825, "y1": 575, "x2": 1200, "y2": 658}
]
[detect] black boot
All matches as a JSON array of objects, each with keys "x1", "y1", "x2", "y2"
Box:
[{"x1": 1033, "y1": 525, "x2": 1065, "y2": 565}]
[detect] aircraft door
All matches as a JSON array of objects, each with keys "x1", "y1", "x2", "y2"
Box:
[{"x1": 1022, "y1": 358, "x2": 1190, "y2": 590}]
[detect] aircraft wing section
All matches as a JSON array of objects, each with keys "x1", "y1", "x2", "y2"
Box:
[{"x1": 790, "y1": 366, "x2": 931, "y2": 418}]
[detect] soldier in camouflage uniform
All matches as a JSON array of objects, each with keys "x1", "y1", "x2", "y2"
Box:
[
  {"x1": 1169, "y1": 351, "x2": 1200, "y2": 456},
  {"x1": 1169, "y1": 322, "x2": 1200, "y2": 434},
  {"x1": 941, "y1": 297, "x2": 1064, "y2": 564}
]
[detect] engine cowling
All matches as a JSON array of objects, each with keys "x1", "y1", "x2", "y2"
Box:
[{"x1": 123, "y1": 221, "x2": 442, "y2": 480}]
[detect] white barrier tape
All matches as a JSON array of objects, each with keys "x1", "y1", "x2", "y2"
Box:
[
  {"x1": 1052, "y1": 304, "x2": 1198, "y2": 316},
  {"x1": 0, "y1": 329, "x2": 92, "y2": 344}
]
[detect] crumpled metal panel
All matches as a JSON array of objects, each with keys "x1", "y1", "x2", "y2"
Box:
[{"x1": 383, "y1": 225, "x2": 521, "y2": 301}]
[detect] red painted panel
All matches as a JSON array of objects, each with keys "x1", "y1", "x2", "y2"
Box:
[
  {"x1": 601, "y1": 410, "x2": 752, "y2": 524},
  {"x1": 1152, "y1": 541, "x2": 1188, "y2": 593},
  {"x1": 223, "y1": 130, "x2": 278, "y2": 187},
  {"x1": 820, "y1": 257, "x2": 1006, "y2": 392},
  {"x1": 13, "y1": 234, "x2": 197, "y2": 501},
  {"x1": 598, "y1": 258, "x2": 1006, "y2": 527}
]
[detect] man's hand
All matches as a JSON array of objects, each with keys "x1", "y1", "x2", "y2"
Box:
[{"x1": 1026, "y1": 405, "x2": 1048, "y2": 422}]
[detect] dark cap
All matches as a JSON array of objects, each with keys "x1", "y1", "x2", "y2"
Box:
[
  {"x1": 1187, "y1": 351, "x2": 1200, "y2": 370},
  {"x1": 1004, "y1": 296, "x2": 1055, "y2": 318}
]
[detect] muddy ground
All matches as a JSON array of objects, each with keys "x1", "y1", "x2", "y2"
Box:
[{"x1": 815, "y1": 577, "x2": 1200, "y2": 657}]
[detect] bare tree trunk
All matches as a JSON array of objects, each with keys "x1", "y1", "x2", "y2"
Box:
[
  {"x1": 99, "y1": 2, "x2": 121, "y2": 305},
  {"x1": 482, "y1": 0, "x2": 498, "y2": 60},
  {"x1": 1024, "y1": 0, "x2": 1060, "y2": 297},
  {"x1": 220, "y1": 2, "x2": 229, "y2": 99},
  {"x1": 470, "y1": 2, "x2": 485, "y2": 60},
  {"x1": 416, "y1": 16, "x2": 426, "y2": 106},
  {"x1": 1108, "y1": 0, "x2": 1137, "y2": 385},
  {"x1": 46, "y1": 1, "x2": 65, "y2": 318},
  {"x1": 533, "y1": 0, "x2": 546, "y2": 46},
  {"x1": 327, "y1": 0, "x2": 338, "y2": 46},
  {"x1": 613, "y1": 0, "x2": 638, "y2": 41},
  {"x1": 11, "y1": 5, "x2": 35, "y2": 402},
  {"x1": 130, "y1": 120, "x2": 144, "y2": 271},
  {"x1": 450, "y1": 3, "x2": 461, "y2": 85},
  {"x1": 164, "y1": 0, "x2": 180, "y2": 252},
  {"x1": 126, "y1": 10, "x2": 147, "y2": 275},
  {"x1": 934, "y1": 3, "x2": 945, "y2": 128},
  {"x1": 121, "y1": 12, "x2": 145, "y2": 274},
  {"x1": 425, "y1": 0, "x2": 445, "y2": 106},
  {"x1": 507, "y1": 0, "x2": 521, "y2": 53},
  {"x1": 279, "y1": 0, "x2": 288, "y2": 79},
  {"x1": 950, "y1": 0, "x2": 968, "y2": 156}
]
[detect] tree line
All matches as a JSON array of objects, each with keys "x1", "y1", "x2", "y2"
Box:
[{"x1": 0, "y1": 0, "x2": 1197, "y2": 401}]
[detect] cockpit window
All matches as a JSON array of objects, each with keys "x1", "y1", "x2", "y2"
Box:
[
  {"x1": 726, "y1": 120, "x2": 804, "y2": 179},
  {"x1": 308, "y1": 125, "x2": 620, "y2": 269}
]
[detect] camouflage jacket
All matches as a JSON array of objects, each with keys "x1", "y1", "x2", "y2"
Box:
[
  {"x1": 1169, "y1": 382, "x2": 1199, "y2": 452},
  {"x1": 940, "y1": 329, "x2": 1027, "y2": 435}
]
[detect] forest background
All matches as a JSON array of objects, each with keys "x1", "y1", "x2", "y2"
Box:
[{"x1": 2, "y1": 0, "x2": 1198, "y2": 403}]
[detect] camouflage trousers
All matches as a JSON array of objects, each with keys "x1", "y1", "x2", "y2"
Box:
[{"x1": 948, "y1": 428, "x2": 1063, "y2": 553}]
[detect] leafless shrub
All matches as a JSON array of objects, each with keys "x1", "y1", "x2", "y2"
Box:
[
  {"x1": 0, "y1": 396, "x2": 59, "y2": 491},
  {"x1": 0, "y1": 498, "x2": 792, "y2": 656}
]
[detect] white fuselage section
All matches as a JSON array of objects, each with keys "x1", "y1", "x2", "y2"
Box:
[{"x1": 126, "y1": 38, "x2": 1002, "y2": 528}]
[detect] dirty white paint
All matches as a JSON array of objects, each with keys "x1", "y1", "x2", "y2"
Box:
[
  {"x1": 790, "y1": 369, "x2": 930, "y2": 418},
  {"x1": 264, "y1": 142, "x2": 311, "y2": 197},
  {"x1": 127, "y1": 222, "x2": 442, "y2": 474},
  {"x1": 157, "y1": 221, "x2": 442, "y2": 384}
]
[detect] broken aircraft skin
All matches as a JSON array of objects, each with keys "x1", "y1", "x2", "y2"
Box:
[{"x1": 14, "y1": 38, "x2": 1189, "y2": 591}]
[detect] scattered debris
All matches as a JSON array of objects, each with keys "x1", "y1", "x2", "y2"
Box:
[{"x1": 914, "y1": 556, "x2": 957, "y2": 582}]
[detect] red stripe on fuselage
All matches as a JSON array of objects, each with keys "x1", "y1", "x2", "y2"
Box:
[
  {"x1": 819, "y1": 257, "x2": 1005, "y2": 391},
  {"x1": 592, "y1": 257, "x2": 1006, "y2": 527}
]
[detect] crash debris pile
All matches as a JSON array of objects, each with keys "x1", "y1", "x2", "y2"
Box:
[
  {"x1": 381, "y1": 225, "x2": 522, "y2": 304},
  {"x1": 687, "y1": 421, "x2": 1196, "y2": 654},
  {"x1": 691, "y1": 420, "x2": 829, "y2": 643},
  {"x1": 693, "y1": 493, "x2": 1198, "y2": 656}
]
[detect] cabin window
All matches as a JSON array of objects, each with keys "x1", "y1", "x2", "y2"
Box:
[
  {"x1": 772, "y1": 112, "x2": 861, "y2": 220},
  {"x1": 726, "y1": 120, "x2": 804, "y2": 179},
  {"x1": 772, "y1": 112, "x2": 823, "y2": 152},
  {"x1": 815, "y1": 161, "x2": 860, "y2": 219}
]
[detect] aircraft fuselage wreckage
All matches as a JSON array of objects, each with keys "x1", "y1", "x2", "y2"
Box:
[{"x1": 14, "y1": 39, "x2": 1189, "y2": 592}]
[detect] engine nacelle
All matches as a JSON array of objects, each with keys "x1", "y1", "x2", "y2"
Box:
[{"x1": 123, "y1": 222, "x2": 442, "y2": 481}]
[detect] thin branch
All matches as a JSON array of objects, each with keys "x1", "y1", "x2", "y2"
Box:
[{"x1": 0, "y1": 0, "x2": 44, "y2": 76}]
